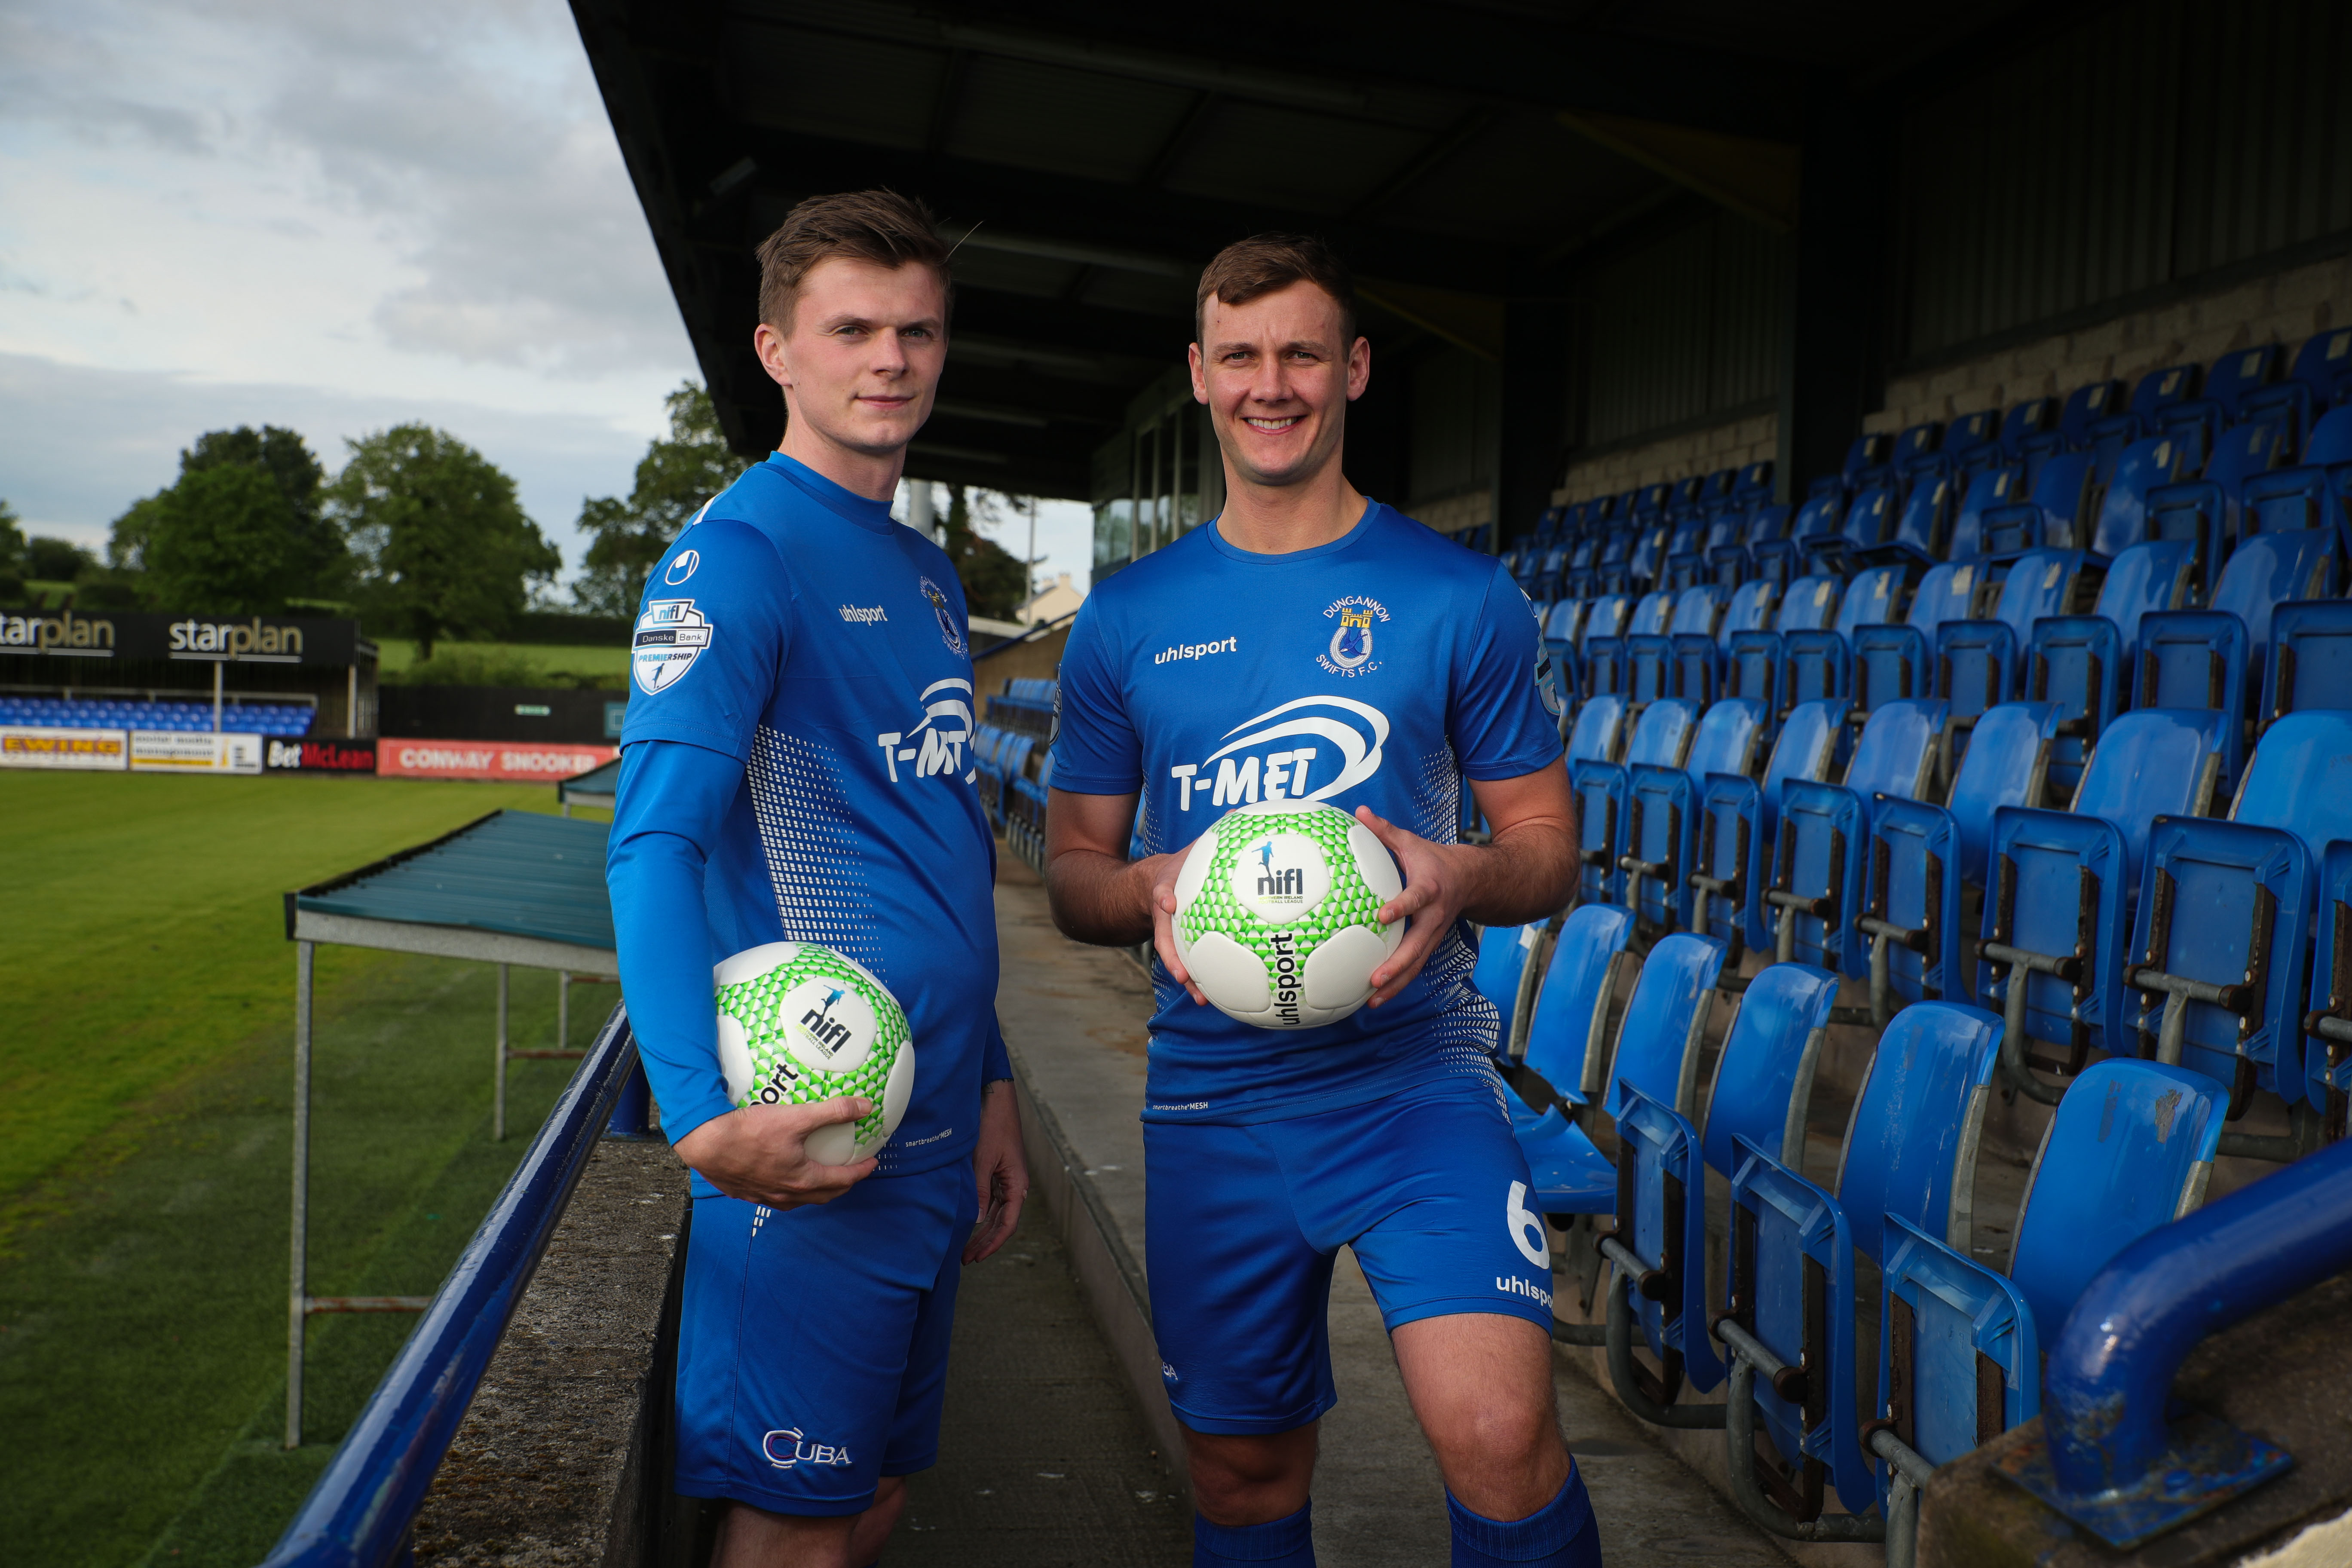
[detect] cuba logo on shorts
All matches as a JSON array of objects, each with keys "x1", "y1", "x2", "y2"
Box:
[{"x1": 761, "y1": 1427, "x2": 854, "y2": 1470}]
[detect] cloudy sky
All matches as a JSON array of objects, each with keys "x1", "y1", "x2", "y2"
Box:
[{"x1": 0, "y1": 0, "x2": 1092, "y2": 597}]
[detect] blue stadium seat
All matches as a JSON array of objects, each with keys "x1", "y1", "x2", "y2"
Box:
[
  {"x1": 2161, "y1": 343, "x2": 2279, "y2": 466},
  {"x1": 2260, "y1": 600, "x2": 2352, "y2": 735},
  {"x1": 1731, "y1": 573, "x2": 1840, "y2": 723},
  {"x1": 1605, "y1": 962, "x2": 1841, "y2": 1412},
  {"x1": 1807, "y1": 484, "x2": 1897, "y2": 576},
  {"x1": 2239, "y1": 403, "x2": 2352, "y2": 554},
  {"x1": 1721, "y1": 1001, "x2": 2003, "y2": 1522},
  {"x1": 2239, "y1": 328, "x2": 2352, "y2": 453},
  {"x1": 1861, "y1": 703, "x2": 2059, "y2": 1020},
  {"x1": 2053, "y1": 382, "x2": 2124, "y2": 450},
  {"x1": 1694, "y1": 699, "x2": 1849, "y2": 958},
  {"x1": 1875, "y1": 468, "x2": 1956, "y2": 567},
  {"x1": 2136, "y1": 528, "x2": 2339, "y2": 787},
  {"x1": 1978, "y1": 708, "x2": 2228, "y2": 1096},
  {"x1": 1565, "y1": 694, "x2": 1628, "y2": 769},
  {"x1": 1872, "y1": 1061, "x2": 2225, "y2": 1519},
  {"x1": 2146, "y1": 419, "x2": 2288, "y2": 582},
  {"x1": 2087, "y1": 435, "x2": 2191, "y2": 559},
  {"x1": 1852, "y1": 559, "x2": 1982, "y2": 721},
  {"x1": 1981, "y1": 451, "x2": 2097, "y2": 557},
  {"x1": 1621, "y1": 697, "x2": 1764, "y2": 932},
  {"x1": 1472, "y1": 921, "x2": 1544, "y2": 1058},
  {"x1": 2000, "y1": 396, "x2": 2057, "y2": 459},
  {"x1": 2303, "y1": 843, "x2": 2352, "y2": 1111},
  {"x1": 1513, "y1": 903, "x2": 1639, "y2": 1115},
  {"x1": 1942, "y1": 466, "x2": 2023, "y2": 562},
  {"x1": 1937, "y1": 549, "x2": 2091, "y2": 730},
  {"x1": 1784, "y1": 564, "x2": 1908, "y2": 717},
  {"x1": 1767, "y1": 699, "x2": 1948, "y2": 975},
  {"x1": 1574, "y1": 698, "x2": 1697, "y2": 905},
  {"x1": 2027, "y1": 539, "x2": 2197, "y2": 793}
]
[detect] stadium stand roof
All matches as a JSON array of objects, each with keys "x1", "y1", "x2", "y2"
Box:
[{"x1": 570, "y1": 0, "x2": 2034, "y2": 513}]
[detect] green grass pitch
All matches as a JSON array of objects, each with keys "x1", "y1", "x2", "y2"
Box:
[{"x1": 0, "y1": 771, "x2": 613, "y2": 1566}]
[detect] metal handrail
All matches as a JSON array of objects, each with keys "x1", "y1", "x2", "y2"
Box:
[
  {"x1": 255, "y1": 1005, "x2": 645, "y2": 1568},
  {"x1": 2007, "y1": 1133, "x2": 2352, "y2": 1548}
]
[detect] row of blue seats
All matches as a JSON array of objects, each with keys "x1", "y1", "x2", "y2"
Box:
[
  {"x1": 1513, "y1": 404, "x2": 2352, "y2": 607},
  {"x1": 1476, "y1": 919, "x2": 2242, "y2": 1546},
  {"x1": 1548, "y1": 689, "x2": 2352, "y2": 1115},
  {"x1": 1517, "y1": 328, "x2": 2352, "y2": 560},
  {"x1": 0, "y1": 695, "x2": 316, "y2": 736},
  {"x1": 1467, "y1": 716, "x2": 2351, "y2": 1550},
  {"x1": 1542, "y1": 535, "x2": 2347, "y2": 798}
]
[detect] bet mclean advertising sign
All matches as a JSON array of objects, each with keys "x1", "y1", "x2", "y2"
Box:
[{"x1": 376, "y1": 740, "x2": 616, "y2": 782}]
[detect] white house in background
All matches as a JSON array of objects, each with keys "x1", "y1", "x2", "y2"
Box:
[{"x1": 1016, "y1": 572, "x2": 1085, "y2": 626}]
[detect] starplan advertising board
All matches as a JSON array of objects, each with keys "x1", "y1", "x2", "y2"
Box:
[{"x1": 0, "y1": 609, "x2": 364, "y2": 664}]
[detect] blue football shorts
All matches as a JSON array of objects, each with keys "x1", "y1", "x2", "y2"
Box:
[
  {"x1": 1144, "y1": 1078, "x2": 1558, "y2": 1435},
  {"x1": 674, "y1": 1161, "x2": 977, "y2": 1515}
]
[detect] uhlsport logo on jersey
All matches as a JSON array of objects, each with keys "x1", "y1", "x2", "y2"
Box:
[
  {"x1": 1317, "y1": 594, "x2": 1389, "y2": 677},
  {"x1": 633, "y1": 599, "x2": 711, "y2": 695},
  {"x1": 874, "y1": 677, "x2": 975, "y2": 784},
  {"x1": 918, "y1": 576, "x2": 965, "y2": 655},
  {"x1": 1164, "y1": 695, "x2": 1388, "y2": 814},
  {"x1": 760, "y1": 1427, "x2": 853, "y2": 1470},
  {"x1": 663, "y1": 548, "x2": 700, "y2": 585}
]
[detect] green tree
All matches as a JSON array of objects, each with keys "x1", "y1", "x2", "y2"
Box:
[
  {"x1": 942, "y1": 486, "x2": 1029, "y2": 621},
  {"x1": 329, "y1": 424, "x2": 560, "y2": 659},
  {"x1": 103, "y1": 425, "x2": 344, "y2": 612},
  {"x1": 142, "y1": 465, "x2": 309, "y2": 613},
  {"x1": 26, "y1": 536, "x2": 95, "y2": 582},
  {"x1": 0, "y1": 499, "x2": 24, "y2": 601},
  {"x1": 573, "y1": 382, "x2": 752, "y2": 615}
]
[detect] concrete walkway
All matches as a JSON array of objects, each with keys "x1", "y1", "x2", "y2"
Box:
[{"x1": 991, "y1": 861, "x2": 1794, "y2": 1567}]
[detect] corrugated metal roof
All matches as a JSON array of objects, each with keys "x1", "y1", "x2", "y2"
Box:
[
  {"x1": 292, "y1": 811, "x2": 615, "y2": 952},
  {"x1": 561, "y1": 758, "x2": 621, "y2": 801}
]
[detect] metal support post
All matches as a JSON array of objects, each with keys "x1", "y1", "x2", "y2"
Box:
[
  {"x1": 286, "y1": 939, "x2": 313, "y2": 1449},
  {"x1": 556, "y1": 971, "x2": 569, "y2": 1053},
  {"x1": 493, "y1": 963, "x2": 508, "y2": 1142},
  {"x1": 213, "y1": 661, "x2": 224, "y2": 734}
]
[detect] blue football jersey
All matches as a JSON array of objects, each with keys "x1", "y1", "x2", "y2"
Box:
[
  {"x1": 1050, "y1": 501, "x2": 1563, "y2": 1123},
  {"x1": 606, "y1": 453, "x2": 1007, "y2": 1187}
]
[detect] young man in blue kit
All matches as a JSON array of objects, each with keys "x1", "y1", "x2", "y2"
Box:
[
  {"x1": 1044, "y1": 235, "x2": 1597, "y2": 1568},
  {"x1": 605, "y1": 191, "x2": 1026, "y2": 1568}
]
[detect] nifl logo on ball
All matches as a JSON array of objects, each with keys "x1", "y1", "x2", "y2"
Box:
[
  {"x1": 632, "y1": 599, "x2": 712, "y2": 695},
  {"x1": 1317, "y1": 594, "x2": 1389, "y2": 677},
  {"x1": 663, "y1": 549, "x2": 700, "y2": 585},
  {"x1": 918, "y1": 576, "x2": 965, "y2": 656},
  {"x1": 799, "y1": 987, "x2": 851, "y2": 1057},
  {"x1": 1254, "y1": 843, "x2": 1302, "y2": 900},
  {"x1": 1165, "y1": 695, "x2": 1389, "y2": 813},
  {"x1": 760, "y1": 1427, "x2": 853, "y2": 1470}
]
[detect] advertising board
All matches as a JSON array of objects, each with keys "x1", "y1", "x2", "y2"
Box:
[
  {"x1": 0, "y1": 725, "x2": 129, "y2": 769},
  {"x1": 376, "y1": 739, "x2": 617, "y2": 782},
  {"x1": 263, "y1": 737, "x2": 380, "y2": 774},
  {"x1": 129, "y1": 731, "x2": 264, "y2": 774}
]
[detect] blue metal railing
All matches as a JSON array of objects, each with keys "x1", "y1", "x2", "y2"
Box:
[
  {"x1": 257, "y1": 1005, "x2": 647, "y2": 1568},
  {"x1": 2006, "y1": 1134, "x2": 2352, "y2": 1548}
]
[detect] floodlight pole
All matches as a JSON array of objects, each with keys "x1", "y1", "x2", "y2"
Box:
[
  {"x1": 213, "y1": 662, "x2": 224, "y2": 735},
  {"x1": 286, "y1": 939, "x2": 314, "y2": 1450}
]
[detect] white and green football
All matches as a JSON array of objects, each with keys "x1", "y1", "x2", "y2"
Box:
[
  {"x1": 713, "y1": 942, "x2": 915, "y2": 1164},
  {"x1": 1171, "y1": 800, "x2": 1406, "y2": 1029}
]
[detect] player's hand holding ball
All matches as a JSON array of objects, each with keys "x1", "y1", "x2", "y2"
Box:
[
  {"x1": 1160, "y1": 800, "x2": 1407, "y2": 1028},
  {"x1": 674, "y1": 941, "x2": 917, "y2": 1207}
]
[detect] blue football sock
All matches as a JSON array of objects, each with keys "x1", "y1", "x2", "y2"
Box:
[
  {"x1": 1447, "y1": 1467, "x2": 1600, "y2": 1567},
  {"x1": 1194, "y1": 1501, "x2": 1315, "y2": 1566}
]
